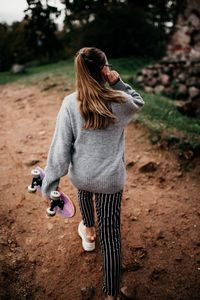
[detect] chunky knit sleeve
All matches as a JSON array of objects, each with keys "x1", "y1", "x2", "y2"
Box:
[
  {"x1": 41, "y1": 99, "x2": 73, "y2": 198},
  {"x1": 110, "y1": 79, "x2": 145, "y2": 125}
]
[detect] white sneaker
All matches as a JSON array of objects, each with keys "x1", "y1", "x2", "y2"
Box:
[{"x1": 78, "y1": 220, "x2": 95, "y2": 251}]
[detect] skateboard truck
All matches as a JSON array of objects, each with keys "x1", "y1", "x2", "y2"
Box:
[
  {"x1": 28, "y1": 169, "x2": 42, "y2": 193},
  {"x1": 28, "y1": 169, "x2": 64, "y2": 217},
  {"x1": 46, "y1": 191, "x2": 64, "y2": 217}
]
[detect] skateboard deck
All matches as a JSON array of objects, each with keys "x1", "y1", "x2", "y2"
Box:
[{"x1": 28, "y1": 166, "x2": 76, "y2": 218}]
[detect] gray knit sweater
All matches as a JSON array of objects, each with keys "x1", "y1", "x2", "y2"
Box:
[{"x1": 41, "y1": 79, "x2": 145, "y2": 197}]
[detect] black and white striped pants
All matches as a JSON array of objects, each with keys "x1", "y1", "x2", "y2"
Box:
[{"x1": 77, "y1": 189, "x2": 123, "y2": 297}]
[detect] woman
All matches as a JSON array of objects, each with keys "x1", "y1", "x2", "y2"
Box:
[{"x1": 41, "y1": 47, "x2": 145, "y2": 300}]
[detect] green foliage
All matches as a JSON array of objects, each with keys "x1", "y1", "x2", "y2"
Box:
[
  {"x1": 24, "y1": 0, "x2": 61, "y2": 59},
  {"x1": 0, "y1": 1, "x2": 63, "y2": 71},
  {"x1": 62, "y1": 0, "x2": 182, "y2": 58},
  {"x1": 0, "y1": 0, "x2": 185, "y2": 71},
  {"x1": 0, "y1": 23, "x2": 11, "y2": 71},
  {"x1": 134, "y1": 90, "x2": 200, "y2": 141},
  {"x1": 0, "y1": 56, "x2": 152, "y2": 85},
  {"x1": 0, "y1": 59, "x2": 75, "y2": 85},
  {"x1": 0, "y1": 21, "x2": 33, "y2": 71}
]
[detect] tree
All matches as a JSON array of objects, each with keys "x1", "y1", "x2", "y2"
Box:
[
  {"x1": 0, "y1": 23, "x2": 11, "y2": 71},
  {"x1": 24, "y1": 0, "x2": 61, "y2": 60},
  {"x1": 61, "y1": 0, "x2": 185, "y2": 58},
  {"x1": 0, "y1": 21, "x2": 33, "y2": 71}
]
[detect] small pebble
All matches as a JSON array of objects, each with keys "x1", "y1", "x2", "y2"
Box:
[{"x1": 120, "y1": 285, "x2": 136, "y2": 299}]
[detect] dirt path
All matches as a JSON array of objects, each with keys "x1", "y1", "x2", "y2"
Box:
[{"x1": 0, "y1": 83, "x2": 200, "y2": 300}]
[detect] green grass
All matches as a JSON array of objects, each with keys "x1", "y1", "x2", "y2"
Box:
[
  {"x1": 0, "y1": 56, "x2": 153, "y2": 85},
  {"x1": 0, "y1": 59, "x2": 75, "y2": 85},
  {"x1": 0, "y1": 56, "x2": 199, "y2": 142},
  {"x1": 110, "y1": 56, "x2": 155, "y2": 77},
  {"x1": 133, "y1": 89, "x2": 200, "y2": 142}
]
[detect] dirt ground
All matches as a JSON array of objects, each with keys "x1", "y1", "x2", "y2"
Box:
[{"x1": 0, "y1": 82, "x2": 200, "y2": 300}]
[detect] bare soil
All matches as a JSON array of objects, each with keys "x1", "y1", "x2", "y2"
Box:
[{"x1": 0, "y1": 82, "x2": 200, "y2": 300}]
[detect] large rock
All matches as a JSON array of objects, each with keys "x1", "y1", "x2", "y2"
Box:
[
  {"x1": 154, "y1": 85, "x2": 164, "y2": 94},
  {"x1": 11, "y1": 64, "x2": 26, "y2": 74},
  {"x1": 147, "y1": 77, "x2": 158, "y2": 87},
  {"x1": 141, "y1": 68, "x2": 151, "y2": 77},
  {"x1": 139, "y1": 161, "x2": 159, "y2": 173},
  {"x1": 163, "y1": 86, "x2": 174, "y2": 97},
  {"x1": 177, "y1": 83, "x2": 188, "y2": 99},
  {"x1": 24, "y1": 158, "x2": 40, "y2": 166},
  {"x1": 136, "y1": 75, "x2": 143, "y2": 84},
  {"x1": 176, "y1": 100, "x2": 200, "y2": 117},
  {"x1": 188, "y1": 86, "x2": 200, "y2": 99},
  {"x1": 188, "y1": 12, "x2": 200, "y2": 29},
  {"x1": 120, "y1": 285, "x2": 137, "y2": 299},
  {"x1": 80, "y1": 286, "x2": 95, "y2": 300},
  {"x1": 169, "y1": 24, "x2": 191, "y2": 52},
  {"x1": 189, "y1": 64, "x2": 200, "y2": 75},
  {"x1": 186, "y1": 77, "x2": 200, "y2": 86},
  {"x1": 178, "y1": 73, "x2": 187, "y2": 82},
  {"x1": 144, "y1": 86, "x2": 154, "y2": 93},
  {"x1": 161, "y1": 74, "x2": 170, "y2": 86}
]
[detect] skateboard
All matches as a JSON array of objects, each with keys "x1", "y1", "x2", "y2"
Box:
[{"x1": 27, "y1": 166, "x2": 76, "y2": 218}]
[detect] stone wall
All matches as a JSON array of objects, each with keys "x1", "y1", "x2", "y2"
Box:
[
  {"x1": 167, "y1": 0, "x2": 200, "y2": 60},
  {"x1": 135, "y1": 0, "x2": 200, "y2": 117}
]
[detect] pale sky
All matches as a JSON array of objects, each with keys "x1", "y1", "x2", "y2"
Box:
[{"x1": 0, "y1": 0, "x2": 65, "y2": 28}]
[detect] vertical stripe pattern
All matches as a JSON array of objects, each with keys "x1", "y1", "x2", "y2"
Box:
[
  {"x1": 77, "y1": 190, "x2": 94, "y2": 227},
  {"x1": 77, "y1": 189, "x2": 123, "y2": 297}
]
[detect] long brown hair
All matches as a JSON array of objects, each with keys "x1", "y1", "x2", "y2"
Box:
[{"x1": 75, "y1": 47, "x2": 125, "y2": 129}]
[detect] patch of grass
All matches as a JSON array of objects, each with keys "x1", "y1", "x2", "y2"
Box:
[
  {"x1": 133, "y1": 89, "x2": 200, "y2": 142},
  {"x1": 0, "y1": 59, "x2": 75, "y2": 85},
  {"x1": 0, "y1": 56, "x2": 153, "y2": 85},
  {"x1": 110, "y1": 56, "x2": 155, "y2": 78}
]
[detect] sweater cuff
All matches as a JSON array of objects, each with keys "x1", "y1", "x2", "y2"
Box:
[
  {"x1": 41, "y1": 176, "x2": 60, "y2": 198},
  {"x1": 109, "y1": 78, "x2": 128, "y2": 91},
  {"x1": 109, "y1": 77, "x2": 120, "y2": 86}
]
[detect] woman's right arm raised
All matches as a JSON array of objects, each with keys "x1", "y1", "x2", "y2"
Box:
[{"x1": 102, "y1": 69, "x2": 145, "y2": 123}]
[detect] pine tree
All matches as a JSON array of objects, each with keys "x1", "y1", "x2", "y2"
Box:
[{"x1": 24, "y1": 0, "x2": 61, "y2": 59}]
